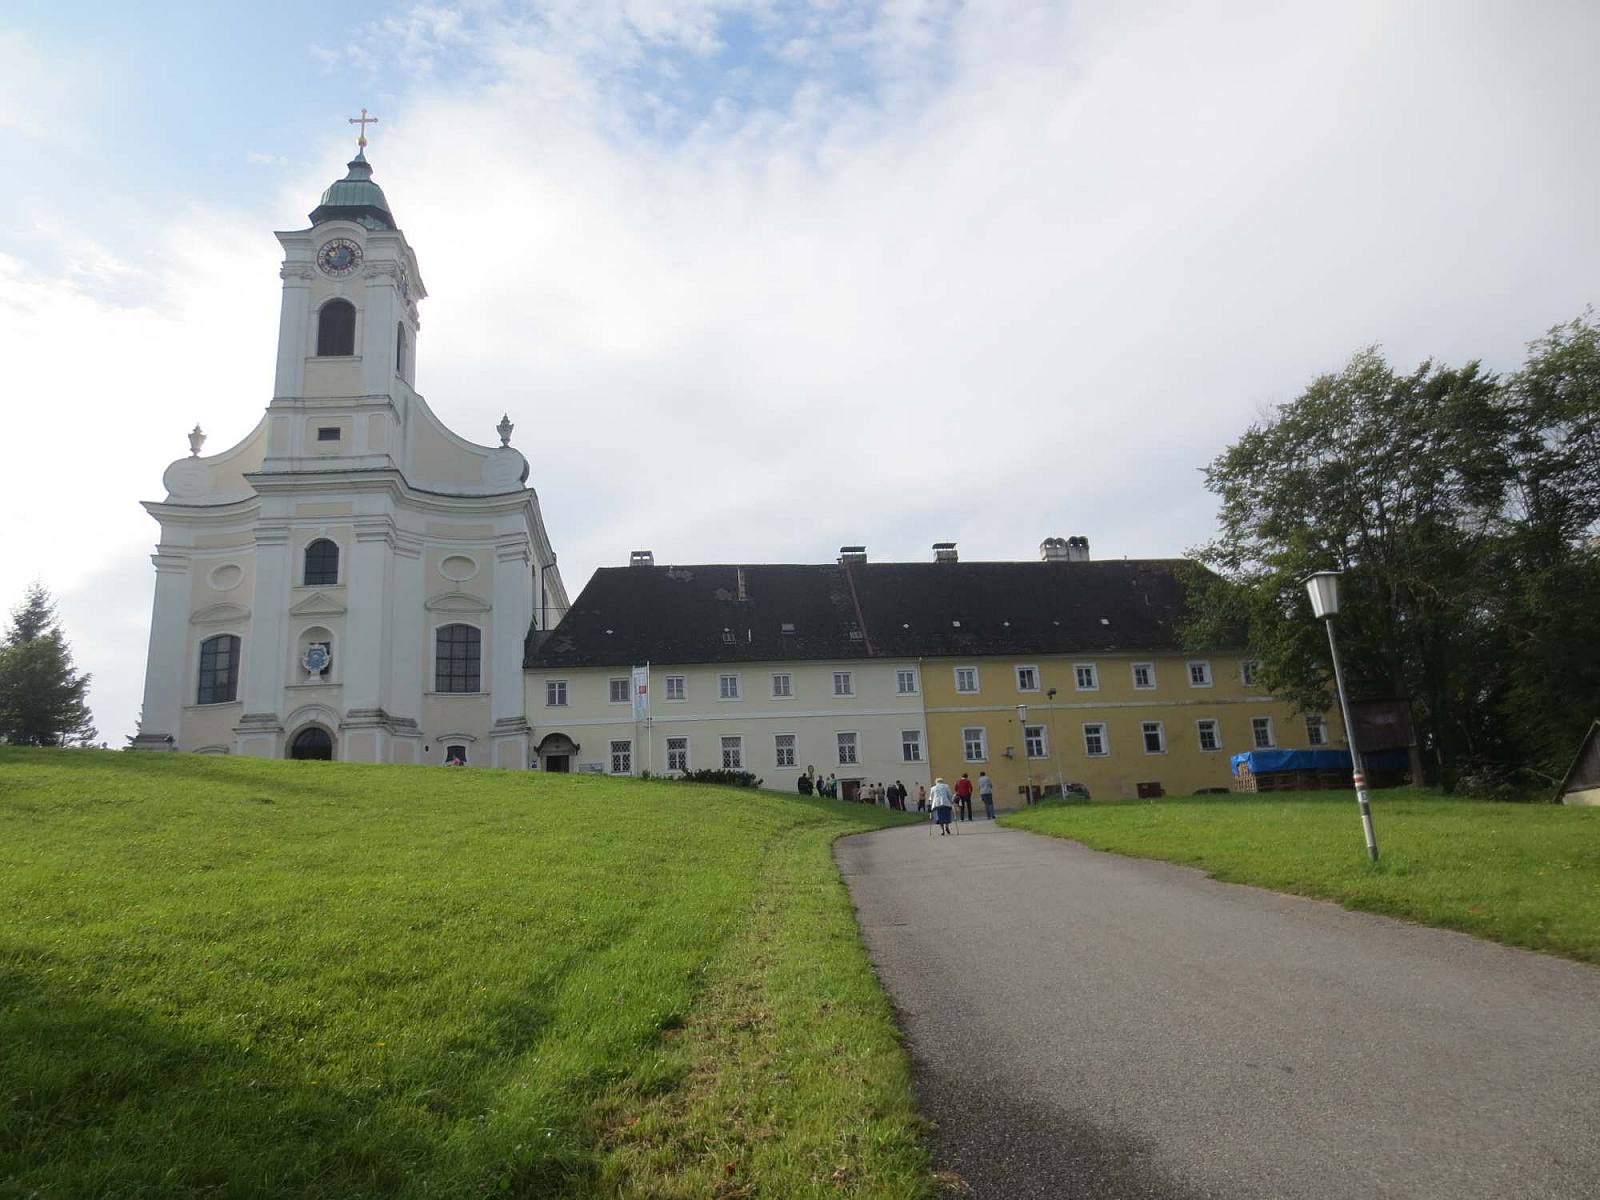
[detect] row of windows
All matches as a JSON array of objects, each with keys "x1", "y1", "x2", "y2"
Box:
[
  {"x1": 194, "y1": 625, "x2": 484, "y2": 703},
  {"x1": 608, "y1": 729, "x2": 928, "y2": 775},
  {"x1": 550, "y1": 667, "x2": 922, "y2": 707},
  {"x1": 957, "y1": 659, "x2": 1259, "y2": 695}
]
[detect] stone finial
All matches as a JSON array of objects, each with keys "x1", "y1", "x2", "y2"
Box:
[
  {"x1": 497, "y1": 414, "x2": 514, "y2": 447},
  {"x1": 188, "y1": 425, "x2": 206, "y2": 457}
]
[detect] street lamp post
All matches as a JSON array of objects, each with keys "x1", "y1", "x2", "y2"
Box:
[
  {"x1": 1017, "y1": 704, "x2": 1035, "y2": 805},
  {"x1": 1306, "y1": 571, "x2": 1378, "y2": 862},
  {"x1": 1046, "y1": 687, "x2": 1066, "y2": 801}
]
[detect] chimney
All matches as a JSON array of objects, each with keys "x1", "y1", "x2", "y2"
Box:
[
  {"x1": 838, "y1": 545, "x2": 867, "y2": 565},
  {"x1": 629, "y1": 550, "x2": 655, "y2": 567},
  {"x1": 1067, "y1": 536, "x2": 1090, "y2": 562},
  {"x1": 1039, "y1": 537, "x2": 1069, "y2": 562},
  {"x1": 932, "y1": 541, "x2": 958, "y2": 563}
]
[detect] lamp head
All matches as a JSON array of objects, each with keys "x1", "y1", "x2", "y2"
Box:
[{"x1": 1305, "y1": 570, "x2": 1342, "y2": 619}]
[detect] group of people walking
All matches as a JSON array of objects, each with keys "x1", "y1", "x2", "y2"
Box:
[
  {"x1": 798, "y1": 766, "x2": 998, "y2": 828},
  {"x1": 926, "y1": 771, "x2": 997, "y2": 832}
]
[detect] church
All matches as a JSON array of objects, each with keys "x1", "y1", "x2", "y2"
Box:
[{"x1": 132, "y1": 121, "x2": 567, "y2": 767}]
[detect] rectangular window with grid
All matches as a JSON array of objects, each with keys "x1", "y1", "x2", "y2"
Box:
[
  {"x1": 197, "y1": 634, "x2": 240, "y2": 705},
  {"x1": 955, "y1": 667, "x2": 978, "y2": 693},
  {"x1": 719, "y1": 674, "x2": 740, "y2": 700},
  {"x1": 897, "y1": 668, "x2": 918, "y2": 694},
  {"x1": 666, "y1": 736, "x2": 689, "y2": 772},
  {"x1": 1025, "y1": 724, "x2": 1047, "y2": 758},
  {"x1": 962, "y1": 726, "x2": 987, "y2": 762},
  {"x1": 1132, "y1": 662, "x2": 1155, "y2": 690},
  {"x1": 610, "y1": 740, "x2": 632, "y2": 774},
  {"x1": 1253, "y1": 717, "x2": 1275, "y2": 748},
  {"x1": 836, "y1": 731, "x2": 858, "y2": 765},
  {"x1": 1016, "y1": 665, "x2": 1039, "y2": 692},
  {"x1": 1188, "y1": 660, "x2": 1213, "y2": 687},
  {"x1": 1197, "y1": 719, "x2": 1220, "y2": 752},
  {"x1": 546, "y1": 679, "x2": 567, "y2": 706},
  {"x1": 434, "y1": 624, "x2": 481, "y2": 693},
  {"x1": 1142, "y1": 721, "x2": 1166, "y2": 753},
  {"x1": 833, "y1": 671, "x2": 853, "y2": 696},
  {"x1": 1305, "y1": 715, "x2": 1328, "y2": 746},
  {"x1": 1083, "y1": 723, "x2": 1108, "y2": 757},
  {"x1": 772, "y1": 673, "x2": 793, "y2": 698},
  {"x1": 1074, "y1": 663, "x2": 1098, "y2": 691},
  {"x1": 721, "y1": 736, "x2": 743, "y2": 769},
  {"x1": 902, "y1": 730, "x2": 922, "y2": 762},
  {"x1": 665, "y1": 675, "x2": 685, "y2": 701},
  {"x1": 609, "y1": 677, "x2": 628, "y2": 703},
  {"x1": 775, "y1": 733, "x2": 796, "y2": 767}
]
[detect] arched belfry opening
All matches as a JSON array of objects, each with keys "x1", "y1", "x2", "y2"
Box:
[
  {"x1": 317, "y1": 300, "x2": 356, "y2": 356},
  {"x1": 289, "y1": 726, "x2": 334, "y2": 761}
]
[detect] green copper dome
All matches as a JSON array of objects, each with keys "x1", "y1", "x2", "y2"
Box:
[{"x1": 309, "y1": 151, "x2": 396, "y2": 230}]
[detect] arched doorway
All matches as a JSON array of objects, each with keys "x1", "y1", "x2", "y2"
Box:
[
  {"x1": 289, "y1": 726, "x2": 334, "y2": 761},
  {"x1": 536, "y1": 733, "x2": 577, "y2": 773}
]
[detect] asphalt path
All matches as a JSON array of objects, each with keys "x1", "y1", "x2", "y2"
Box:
[{"x1": 835, "y1": 817, "x2": 1600, "y2": 1199}]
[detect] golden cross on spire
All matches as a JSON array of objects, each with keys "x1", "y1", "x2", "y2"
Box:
[{"x1": 348, "y1": 107, "x2": 378, "y2": 150}]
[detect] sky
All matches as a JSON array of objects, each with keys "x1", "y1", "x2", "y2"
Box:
[{"x1": 2, "y1": 0, "x2": 1598, "y2": 744}]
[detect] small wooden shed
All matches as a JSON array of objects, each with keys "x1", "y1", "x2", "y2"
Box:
[{"x1": 1555, "y1": 721, "x2": 1600, "y2": 806}]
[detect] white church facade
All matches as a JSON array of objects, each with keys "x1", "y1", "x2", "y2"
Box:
[{"x1": 133, "y1": 133, "x2": 567, "y2": 767}]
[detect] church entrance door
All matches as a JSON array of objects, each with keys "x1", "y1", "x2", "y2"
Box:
[
  {"x1": 544, "y1": 754, "x2": 570, "y2": 773},
  {"x1": 290, "y1": 726, "x2": 334, "y2": 760}
]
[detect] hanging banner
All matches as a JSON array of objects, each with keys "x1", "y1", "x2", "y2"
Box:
[{"x1": 632, "y1": 664, "x2": 650, "y2": 720}]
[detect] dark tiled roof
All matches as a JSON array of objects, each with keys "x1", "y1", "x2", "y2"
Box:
[{"x1": 525, "y1": 559, "x2": 1229, "y2": 669}]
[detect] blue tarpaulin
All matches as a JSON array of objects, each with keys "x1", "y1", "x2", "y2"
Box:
[{"x1": 1231, "y1": 748, "x2": 1409, "y2": 777}]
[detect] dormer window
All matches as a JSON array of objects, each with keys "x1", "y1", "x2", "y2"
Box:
[{"x1": 316, "y1": 299, "x2": 356, "y2": 356}]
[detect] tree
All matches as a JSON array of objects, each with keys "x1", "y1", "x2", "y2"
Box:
[
  {"x1": 0, "y1": 583, "x2": 97, "y2": 747},
  {"x1": 1186, "y1": 312, "x2": 1600, "y2": 789}
]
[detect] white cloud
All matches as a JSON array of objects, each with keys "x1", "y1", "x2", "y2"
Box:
[{"x1": 4, "y1": 0, "x2": 1598, "y2": 743}]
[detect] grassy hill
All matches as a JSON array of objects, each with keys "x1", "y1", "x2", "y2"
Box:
[
  {"x1": 0, "y1": 749, "x2": 932, "y2": 1199},
  {"x1": 1003, "y1": 787, "x2": 1600, "y2": 962}
]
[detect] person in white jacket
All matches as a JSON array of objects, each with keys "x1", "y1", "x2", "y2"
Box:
[{"x1": 929, "y1": 777, "x2": 955, "y2": 835}]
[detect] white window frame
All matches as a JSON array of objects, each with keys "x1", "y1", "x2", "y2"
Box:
[
  {"x1": 1141, "y1": 721, "x2": 1167, "y2": 755},
  {"x1": 1024, "y1": 724, "x2": 1047, "y2": 758},
  {"x1": 836, "y1": 731, "x2": 859, "y2": 766},
  {"x1": 1015, "y1": 665, "x2": 1040, "y2": 692},
  {"x1": 1083, "y1": 722, "x2": 1109, "y2": 757},
  {"x1": 609, "y1": 739, "x2": 632, "y2": 775},
  {"x1": 721, "y1": 735, "x2": 744, "y2": 769},
  {"x1": 608, "y1": 677, "x2": 629, "y2": 704},
  {"x1": 1196, "y1": 719, "x2": 1221, "y2": 753},
  {"x1": 545, "y1": 679, "x2": 568, "y2": 707},
  {"x1": 771, "y1": 672, "x2": 793, "y2": 699},
  {"x1": 954, "y1": 666, "x2": 979, "y2": 694},
  {"x1": 1305, "y1": 714, "x2": 1328, "y2": 746},
  {"x1": 901, "y1": 729, "x2": 923, "y2": 762},
  {"x1": 665, "y1": 675, "x2": 686, "y2": 702},
  {"x1": 833, "y1": 670, "x2": 854, "y2": 697},
  {"x1": 1240, "y1": 660, "x2": 1260, "y2": 687},
  {"x1": 774, "y1": 733, "x2": 796, "y2": 768},
  {"x1": 896, "y1": 668, "x2": 919, "y2": 695},
  {"x1": 666, "y1": 736, "x2": 689, "y2": 772},
  {"x1": 719, "y1": 673, "x2": 741, "y2": 701},
  {"x1": 1252, "y1": 716, "x2": 1276, "y2": 748},
  {"x1": 1188, "y1": 660, "x2": 1214, "y2": 688},
  {"x1": 1074, "y1": 662, "x2": 1099, "y2": 692},
  {"x1": 1131, "y1": 662, "x2": 1156, "y2": 690},
  {"x1": 962, "y1": 726, "x2": 988, "y2": 763}
]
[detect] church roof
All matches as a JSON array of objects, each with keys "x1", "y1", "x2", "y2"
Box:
[
  {"x1": 524, "y1": 558, "x2": 1225, "y2": 670},
  {"x1": 309, "y1": 151, "x2": 396, "y2": 230}
]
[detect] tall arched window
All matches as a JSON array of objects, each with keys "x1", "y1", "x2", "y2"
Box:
[
  {"x1": 316, "y1": 299, "x2": 356, "y2": 356},
  {"x1": 435, "y1": 624, "x2": 481, "y2": 693},
  {"x1": 395, "y1": 321, "x2": 407, "y2": 375},
  {"x1": 304, "y1": 538, "x2": 339, "y2": 586},
  {"x1": 197, "y1": 634, "x2": 241, "y2": 704}
]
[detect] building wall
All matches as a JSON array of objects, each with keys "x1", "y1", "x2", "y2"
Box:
[
  {"x1": 525, "y1": 659, "x2": 933, "y2": 795},
  {"x1": 922, "y1": 652, "x2": 1342, "y2": 806}
]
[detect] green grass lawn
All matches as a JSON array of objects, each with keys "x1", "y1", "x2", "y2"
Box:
[
  {"x1": 0, "y1": 749, "x2": 932, "y2": 1199},
  {"x1": 1003, "y1": 787, "x2": 1600, "y2": 963}
]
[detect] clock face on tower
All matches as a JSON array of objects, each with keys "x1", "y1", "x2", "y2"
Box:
[{"x1": 316, "y1": 237, "x2": 363, "y2": 277}]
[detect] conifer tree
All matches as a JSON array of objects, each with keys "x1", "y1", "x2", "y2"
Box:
[{"x1": 0, "y1": 583, "x2": 97, "y2": 746}]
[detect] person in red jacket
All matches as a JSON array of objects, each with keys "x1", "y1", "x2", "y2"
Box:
[{"x1": 954, "y1": 772, "x2": 974, "y2": 821}]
